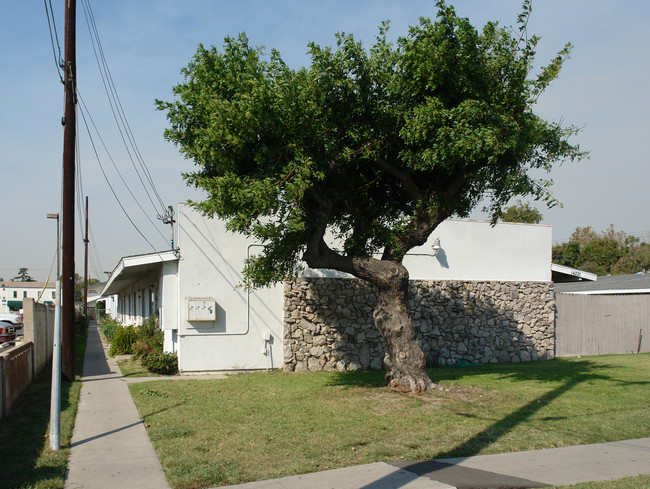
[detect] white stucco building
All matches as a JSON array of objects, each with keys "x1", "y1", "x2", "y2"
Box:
[
  {"x1": 101, "y1": 202, "x2": 553, "y2": 372},
  {"x1": 0, "y1": 281, "x2": 57, "y2": 313}
]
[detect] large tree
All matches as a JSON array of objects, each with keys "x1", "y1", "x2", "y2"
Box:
[{"x1": 158, "y1": 1, "x2": 584, "y2": 393}]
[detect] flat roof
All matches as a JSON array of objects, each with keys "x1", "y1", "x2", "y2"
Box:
[
  {"x1": 555, "y1": 272, "x2": 650, "y2": 294},
  {"x1": 101, "y1": 250, "x2": 179, "y2": 297}
]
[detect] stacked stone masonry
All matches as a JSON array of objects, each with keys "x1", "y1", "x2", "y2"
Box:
[{"x1": 283, "y1": 278, "x2": 555, "y2": 372}]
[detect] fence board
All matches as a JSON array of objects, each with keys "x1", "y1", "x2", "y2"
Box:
[{"x1": 556, "y1": 293, "x2": 649, "y2": 356}]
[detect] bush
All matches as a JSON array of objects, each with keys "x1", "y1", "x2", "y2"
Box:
[
  {"x1": 141, "y1": 351, "x2": 178, "y2": 375},
  {"x1": 100, "y1": 317, "x2": 120, "y2": 341},
  {"x1": 133, "y1": 315, "x2": 164, "y2": 359},
  {"x1": 75, "y1": 314, "x2": 89, "y2": 334},
  {"x1": 109, "y1": 325, "x2": 137, "y2": 356}
]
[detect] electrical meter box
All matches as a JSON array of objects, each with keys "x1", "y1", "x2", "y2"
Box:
[{"x1": 187, "y1": 298, "x2": 217, "y2": 322}]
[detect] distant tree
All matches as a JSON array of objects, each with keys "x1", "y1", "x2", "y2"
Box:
[
  {"x1": 612, "y1": 243, "x2": 650, "y2": 274},
  {"x1": 553, "y1": 225, "x2": 640, "y2": 275},
  {"x1": 569, "y1": 226, "x2": 598, "y2": 247},
  {"x1": 158, "y1": 1, "x2": 584, "y2": 392},
  {"x1": 499, "y1": 200, "x2": 543, "y2": 224},
  {"x1": 580, "y1": 237, "x2": 625, "y2": 275},
  {"x1": 552, "y1": 241, "x2": 581, "y2": 268},
  {"x1": 13, "y1": 268, "x2": 35, "y2": 282},
  {"x1": 74, "y1": 274, "x2": 101, "y2": 302}
]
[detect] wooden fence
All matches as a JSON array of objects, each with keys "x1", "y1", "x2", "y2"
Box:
[
  {"x1": 555, "y1": 292, "x2": 649, "y2": 357},
  {"x1": 0, "y1": 342, "x2": 34, "y2": 418}
]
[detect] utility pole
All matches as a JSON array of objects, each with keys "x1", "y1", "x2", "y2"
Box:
[
  {"x1": 84, "y1": 196, "x2": 89, "y2": 321},
  {"x1": 163, "y1": 205, "x2": 176, "y2": 250},
  {"x1": 61, "y1": 0, "x2": 77, "y2": 381}
]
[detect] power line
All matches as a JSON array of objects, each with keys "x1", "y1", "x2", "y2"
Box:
[
  {"x1": 77, "y1": 101, "x2": 160, "y2": 252},
  {"x1": 43, "y1": 0, "x2": 64, "y2": 82},
  {"x1": 76, "y1": 92, "x2": 169, "y2": 244},
  {"x1": 80, "y1": 0, "x2": 169, "y2": 219}
]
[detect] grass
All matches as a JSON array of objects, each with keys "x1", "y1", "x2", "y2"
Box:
[
  {"x1": 555, "y1": 474, "x2": 650, "y2": 489},
  {"x1": 128, "y1": 353, "x2": 650, "y2": 489},
  {"x1": 118, "y1": 356, "x2": 179, "y2": 378},
  {"x1": 0, "y1": 325, "x2": 87, "y2": 489}
]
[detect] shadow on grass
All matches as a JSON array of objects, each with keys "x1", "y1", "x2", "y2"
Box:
[
  {"x1": 0, "y1": 327, "x2": 88, "y2": 489},
  {"x1": 0, "y1": 367, "x2": 75, "y2": 489},
  {"x1": 344, "y1": 357, "x2": 648, "y2": 489}
]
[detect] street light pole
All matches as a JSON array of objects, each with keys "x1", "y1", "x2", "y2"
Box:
[{"x1": 46, "y1": 212, "x2": 61, "y2": 451}]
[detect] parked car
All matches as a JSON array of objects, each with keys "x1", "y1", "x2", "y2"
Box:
[
  {"x1": 0, "y1": 323, "x2": 16, "y2": 343},
  {"x1": 0, "y1": 312, "x2": 23, "y2": 328}
]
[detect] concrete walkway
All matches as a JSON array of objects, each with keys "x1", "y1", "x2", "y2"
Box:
[
  {"x1": 65, "y1": 322, "x2": 650, "y2": 489},
  {"x1": 65, "y1": 321, "x2": 171, "y2": 489},
  {"x1": 221, "y1": 438, "x2": 650, "y2": 489}
]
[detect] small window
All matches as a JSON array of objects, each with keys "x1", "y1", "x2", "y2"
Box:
[
  {"x1": 52, "y1": 291, "x2": 56, "y2": 299},
  {"x1": 23, "y1": 291, "x2": 27, "y2": 298},
  {"x1": 13, "y1": 291, "x2": 17, "y2": 298}
]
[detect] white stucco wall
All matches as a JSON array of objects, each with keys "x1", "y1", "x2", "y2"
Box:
[
  {"x1": 302, "y1": 220, "x2": 551, "y2": 282},
  {"x1": 406, "y1": 219, "x2": 551, "y2": 282},
  {"x1": 176, "y1": 203, "x2": 284, "y2": 371}
]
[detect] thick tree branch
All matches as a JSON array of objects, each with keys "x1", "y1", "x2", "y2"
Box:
[{"x1": 375, "y1": 157, "x2": 423, "y2": 202}]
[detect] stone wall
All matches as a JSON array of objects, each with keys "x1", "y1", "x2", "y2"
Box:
[{"x1": 283, "y1": 278, "x2": 555, "y2": 372}]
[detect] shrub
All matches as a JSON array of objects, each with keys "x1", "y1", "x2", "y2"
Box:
[
  {"x1": 133, "y1": 315, "x2": 164, "y2": 359},
  {"x1": 75, "y1": 314, "x2": 88, "y2": 334},
  {"x1": 109, "y1": 325, "x2": 137, "y2": 356},
  {"x1": 141, "y1": 351, "x2": 178, "y2": 375},
  {"x1": 100, "y1": 317, "x2": 120, "y2": 341}
]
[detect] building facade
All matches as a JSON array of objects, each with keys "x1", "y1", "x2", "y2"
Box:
[
  {"x1": 0, "y1": 281, "x2": 57, "y2": 313},
  {"x1": 102, "y1": 203, "x2": 554, "y2": 372}
]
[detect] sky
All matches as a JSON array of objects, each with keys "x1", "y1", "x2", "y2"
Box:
[{"x1": 1, "y1": 0, "x2": 649, "y2": 282}]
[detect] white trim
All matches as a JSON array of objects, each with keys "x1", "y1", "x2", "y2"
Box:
[
  {"x1": 551, "y1": 263, "x2": 597, "y2": 282},
  {"x1": 101, "y1": 250, "x2": 179, "y2": 297},
  {"x1": 560, "y1": 289, "x2": 650, "y2": 295}
]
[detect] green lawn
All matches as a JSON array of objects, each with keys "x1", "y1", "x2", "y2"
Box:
[
  {"x1": 129, "y1": 353, "x2": 650, "y2": 489},
  {"x1": 0, "y1": 328, "x2": 87, "y2": 489},
  {"x1": 556, "y1": 474, "x2": 650, "y2": 489}
]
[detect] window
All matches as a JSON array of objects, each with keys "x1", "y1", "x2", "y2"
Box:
[
  {"x1": 13, "y1": 291, "x2": 17, "y2": 298},
  {"x1": 52, "y1": 291, "x2": 56, "y2": 299},
  {"x1": 23, "y1": 291, "x2": 27, "y2": 298}
]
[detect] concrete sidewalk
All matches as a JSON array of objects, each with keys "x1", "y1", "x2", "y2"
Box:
[
  {"x1": 65, "y1": 321, "x2": 171, "y2": 489},
  {"x1": 221, "y1": 438, "x2": 650, "y2": 489},
  {"x1": 65, "y1": 321, "x2": 650, "y2": 489}
]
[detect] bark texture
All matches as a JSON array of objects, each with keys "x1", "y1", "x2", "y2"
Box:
[{"x1": 372, "y1": 267, "x2": 435, "y2": 393}]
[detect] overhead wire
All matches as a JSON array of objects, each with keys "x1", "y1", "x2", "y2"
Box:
[
  {"x1": 46, "y1": 0, "x2": 174, "y2": 272},
  {"x1": 44, "y1": 0, "x2": 64, "y2": 83},
  {"x1": 80, "y1": 0, "x2": 169, "y2": 219},
  {"x1": 77, "y1": 92, "x2": 169, "y2": 244},
  {"x1": 76, "y1": 101, "x2": 160, "y2": 253}
]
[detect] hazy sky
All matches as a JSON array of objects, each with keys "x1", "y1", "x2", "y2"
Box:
[{"x1": 1, "y1": 1, "x2": 649, "y2": 282}]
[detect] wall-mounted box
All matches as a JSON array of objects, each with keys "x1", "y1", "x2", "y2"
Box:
[{"x1": 187, "y1": 298, "x2": 217, "y2": 321}]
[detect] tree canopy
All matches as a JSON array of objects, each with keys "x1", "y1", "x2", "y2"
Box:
[
  {"x1": 159, "y1": 0, "x2": 582, "y2": 288},
  {"x1": 499, "y1": 200, "x2": 543, "y2": 224},
  {"x1": 13, "y1": 268, "x2": 35, "y2": 282},
  {"x1": 159, "y1": 1, "x2": 584, "y2": 392},
  {"x1": 553, "y1": 225, "x2": 646, "y2": 275}
]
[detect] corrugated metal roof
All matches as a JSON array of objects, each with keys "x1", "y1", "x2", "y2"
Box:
[{"x1": 554, "y1": 272, "x2": 650, "y2": 293}]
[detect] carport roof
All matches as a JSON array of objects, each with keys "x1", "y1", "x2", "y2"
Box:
[
  {"x1": 101, "y1": 250, "x2": 178, "y2": 297},
  {"x1": 555, "y1": 272, "x2": 650, "y2": 294}
]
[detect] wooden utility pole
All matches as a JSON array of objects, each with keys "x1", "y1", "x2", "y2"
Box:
[
  {"x1": 62, "y1": 0, "x2": 77, "y2": 381},
  {"x1": 84, "y1": 196, "x2": 89, "y2": 321}
]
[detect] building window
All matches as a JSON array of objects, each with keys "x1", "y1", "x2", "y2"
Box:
[
  {"x1": 52, "y1": 291, "x2": 56, "y2": 299},
  {"x1": 23, "y1": 291, "x2": 27, "y2": 298},
  {"x1": 13, "y1": 291, "x2": 17, "y2": 298}
]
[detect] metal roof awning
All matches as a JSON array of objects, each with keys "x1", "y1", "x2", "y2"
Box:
[
  {"x1": 101, "y1": 250, "x2": 179, "y2": 297},
  {"x1": 551, "y1": 263, "x2": 597, "y2": 283},
  {"x1": 6, "y1": 300, "x2": 23, "y2": 308}
]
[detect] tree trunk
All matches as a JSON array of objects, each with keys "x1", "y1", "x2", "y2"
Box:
[{"x1": 373, "y1": 266, "x2": 435, "y2": 394}]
